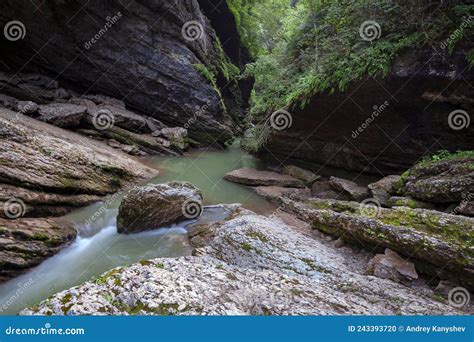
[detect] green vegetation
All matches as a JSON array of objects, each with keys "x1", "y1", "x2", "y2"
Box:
[
  {"x1": 192, "y1": 38, "x2": 240, "y2": 112},
  {"x1": 227, "y1": 0, "x2": 474, "y2": 148},
  {"x1": 419, "y1": 150, "x2": 474, "y2": 165}
]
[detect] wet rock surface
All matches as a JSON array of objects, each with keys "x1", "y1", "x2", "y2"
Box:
[
  {"x1": 21, "y1": 211, "x2": 464, "y2": 315},
  {"x1": 328, "y1": 177, "x2": 370, "y2": 201},
  {"x1": 282, "y1": 165, "x2": 319, "y2": 185},
  {"x1": 367, "y1": 249, "x2": 418, "y2": 285},
  {"x1": 0, "y1": 217, "x2": 76, "y2": 283},
  {"x1": 281, "y1": 197, "x2": 474, "y2": 288},
  {"x1": 0, "y1": 108, "x2": 158, "y2": 215},
  {"x1": 400, "y1": 157, "x2": 474, "y2": 204},
  {"x1": 224, "y1": 167, "x2": 304, "y2": 188},
  {"x1": 117, "y1": 182, "x2": 203, "y2": 234}
]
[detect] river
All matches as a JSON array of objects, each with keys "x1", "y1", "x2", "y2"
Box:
[{"x1": 0, "y1": 144, "x2": 275, "y2": 315}]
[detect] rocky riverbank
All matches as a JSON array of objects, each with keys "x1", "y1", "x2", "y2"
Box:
[
  {"x1": 0, "y1": 71, "x2": 204, "y2": 282},
  {"x1": 21, "y1": 204, "x2": 468, "y2": 315},
  {"x1": 21, "y1": 152, "x2": 474, "y2": 315}
]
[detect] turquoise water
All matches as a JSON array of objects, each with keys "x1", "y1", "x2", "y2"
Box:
[{"x1": 0, "y1": 145, "x2": 274, "y2": 314}]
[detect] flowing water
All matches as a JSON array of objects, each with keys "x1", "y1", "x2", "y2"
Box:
[{"x1": 0, "y1": 144, "x2": 275, "y2": 315}]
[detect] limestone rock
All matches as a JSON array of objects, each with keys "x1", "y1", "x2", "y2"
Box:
[
  {"x1": 311, "y1": 179, "x2": 351, "y2": 200},
  {"x1": 15, "y1": 101, "x2": 38, "y2": 115},
  {"x1": 255, "y1": 186, "x2": 310, "y2": 206},
  {"x1": 0, "y1": 0, "x2": 246, "y2": 145},
  {"x1": 329, "y1": 177, "x2": 370, "y2": 201},
  {"x1": 37, "y1": 103, "x2": 86, "y2": 128},
  {"x1": 282, "y1": 165, "x2": 320, "y2": 185},
  {"x1": 224, "y1": 168, "x2": 304, "y2": 188},
  {"x1": 0, "y1": 94, "x2": 17, "y2": 109},
  {"x1": 22, "y1": 212, "x2": 462, "y2": 316},
  {"x1": 255, "y1": 49, "x2": 474, "y2": 175},
  {"x1": 158, "y1": 128, "x2": 189, "y2": 151},
  {"x1": 0, "y1": 217, "x2": 76, "y2": 283},
  {"x1": 368, "y1": 175, "x2": 401, "y2": 206},
  {"x1": 401, "y1": 156, "x2": 474, "y2": 203},
  {"x1": 454, "y1": 201, "x2": 474, "y2": 217},
  {"x1": 367, "y1": 249, "x2": 418, "y2": 284},
  {"x1": 0, "y1": 108, "x2": 158, "y2": 198},
  {"x1": 117, "y1": 182, "x2": 203, "y2": 234},
  {"x1": 281, "y1": 197, "x2": 474, "y2": 288},
  {"x1": 0, "y1": 184, "x2": 101, "y2": 218},
  {"x1": 387, "y1": 196, "x2": 435, "y2": 210}
]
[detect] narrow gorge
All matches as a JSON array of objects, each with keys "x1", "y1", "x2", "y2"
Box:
[{"x1": 0, "y1": 0, "x2": 472, "y2": 316}]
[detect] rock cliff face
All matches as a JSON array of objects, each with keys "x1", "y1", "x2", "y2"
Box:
[
  {"x1": 0, "y1": 107, "x2": 158, "y2": 218},
  {"x1": 258, "y1": 49, "x2": 474, "y2": 175},
  {"x1": 0, "y1": 0, "x2": 246, "y2": 145}
]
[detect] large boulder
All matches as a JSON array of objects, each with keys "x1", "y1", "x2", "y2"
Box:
[
  {"x1": 22, "y1": 212, "x2": 462, "y2": 315},
  {"x1": 224, "y1": 167, "x2": 304, "y2": 188},
  {"x1": 281, "y1": 197, "x2": 474, "y2": 288},
  {"x1": 367, "y1": 249, "x2": 418, "y2": 285},
  {"x1": 37, "y1": 103, "x2": 87, "y2": 128},
  {"x1": 0, "y1": 217, "x2": 76, "y2": 283},
  {"x1": 400, "y1": 155, "x2": 474, "y2": 204},
  {"x1": 368, "y1": 175, "x2": 401, "y2": 206},
  {"x1": 311, "y1": 179, "x2": 351, "y2": 201},
  {"x1": 117, "y1": 182, "x2": 203, "y2": 234},
  {"x1": 156, "y1": 127, "x2": 189, "y2": 151},
  {"x1": 72, "y1": 96, "x2": 163, "y2": 134},
  {"x1": 328, "y1": 177, "x2": 370, "y2": 202}
]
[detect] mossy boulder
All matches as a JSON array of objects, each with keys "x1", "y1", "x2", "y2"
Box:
[
  {"x1": 117, "y1": 182, "x2": 203, "y2": 234},
  {"x1": 400, "y1": 155, "x2": 474, "y2": 204},
  {"x1": 387, "y1": 196, "x2": 435, "y2": 210},
  {"x1": 368, "y1": 175, "x2": 401, "y2": 206},
  {"x1": 282, "y1": 197, "x2": 474, "y2": 288}
]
